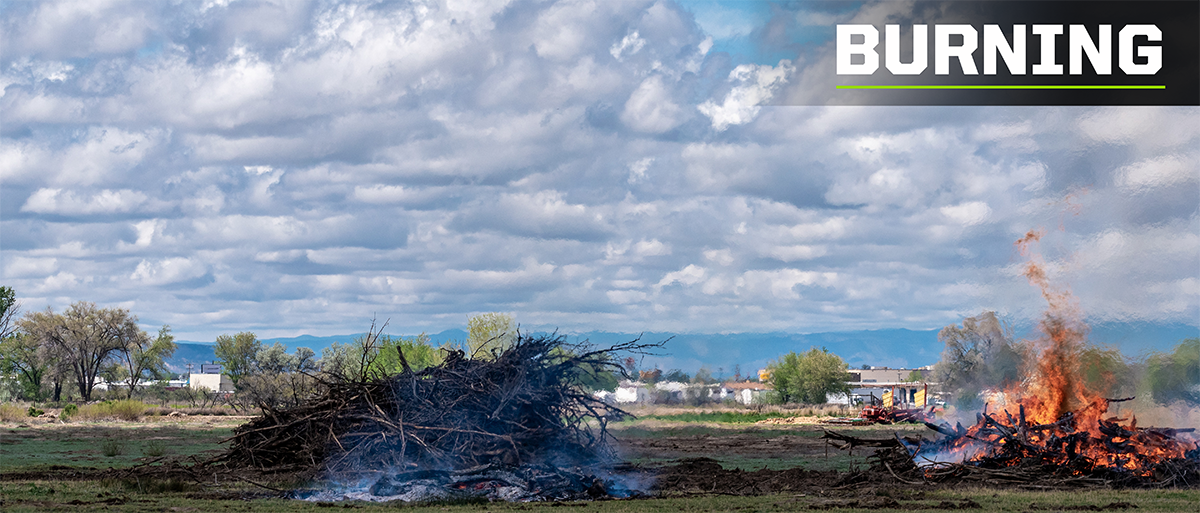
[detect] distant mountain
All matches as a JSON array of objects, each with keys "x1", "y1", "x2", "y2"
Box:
[{"x1": 165, "y1": 323, "x2": 1197, "y2": 375}]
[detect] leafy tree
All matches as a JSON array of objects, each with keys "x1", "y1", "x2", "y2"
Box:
[
  {"x1": 239, "y1": 343, "x2": 321, "y2": 410},
  {"x1": 1146, "y1": 338, "x2": 1199, "y2": 406},
  {"x1": 318, "y1": 320, "x2": 393, "y2": 382},
  {"x1": 117, "y1": 325, "x2": 176, "y2": 399},
  {"x1": 213, "y1": 332, "x2": 262, "y2": 388},
  {"x1": 662, "y1": 369, "x2": 691, "y2": 383},
  {"x1": 692, "y1": 367, "x2": 716, "y2": 384},
  {"x1": 575, "y1": 362, "x2": 620, "y2": 392},
  {"x1": 0, "y1": 333, "x2": 46, "y2": 400},
  {"x1": 0, "y1": 286, "x2": 20, "y2": 340},
  {"x1": 466, "y1": 312, "x2": 515, "y2": 359},
  {"x1": 932, "y1": 311, "x2": 1023, "y2": 409},
  {"x1": 767, "y1": 347, "x2": 852, "y2": 404},
  {"x1": 905, "y1": 369, "x2": 925, "y2": 383},
  {"x1": 1078, "y1": 346, "x2": 1134, "y2": 398},
  {"x1": 19, "y1": 302, "x2": 144, "y2": 402},
  {"x1": 368, "y1": 333, "x2": 446, "y2": 375}
]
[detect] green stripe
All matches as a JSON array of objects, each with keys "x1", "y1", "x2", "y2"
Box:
[{"x1": 837, "y1": 85, "x2": 1166, "y2": 90}]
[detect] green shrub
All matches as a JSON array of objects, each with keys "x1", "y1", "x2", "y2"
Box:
[
  {"x1": 0, "y1": 403, "x2": 26, "y2": 422},
  {"x1": 26, "y1": 406, "x2": 44, "y2": 417},
  {"x1": 109, "y1": 399, "x2": 148, "y2": 421},
  {"x1": 59, "y1": 403, "x2": 78, "y2": 421},
  {"x1": 101, "y1": 439, "x2": 125, "y2": 457},
  {"x1": 74, "y1": 400, "x2": 150, "y2": 421},
  {"x1": 143, "y1": 439, "x2": 167, "y2": 457}
]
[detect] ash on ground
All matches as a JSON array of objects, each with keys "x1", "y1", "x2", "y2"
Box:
[{"x1": 297, "y1": 463, "x2": 643, "y2": 502}]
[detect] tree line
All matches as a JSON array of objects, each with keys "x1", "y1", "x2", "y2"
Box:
[{"x1": 0, "y1": 287, "x2": 177, "y2": 402}]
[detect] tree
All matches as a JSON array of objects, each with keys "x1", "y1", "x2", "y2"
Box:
[
  {"x1": 238, "y1": 343, "x2": 321, "y2": 410},
  {"x1": 1078, "y1": 346, "x2": 1134, "y2": 398},
  {"x1": 932, "y1": 311, "x2": 1024, "y2": 409},
  {"x1": 19, "y1": 302, "x2": 144, "y2": 402},
  {"x1": 1146, "y1": 338, "x2": 1200, "y2": 406},
  {"x1": 466, "y1": 313, "x2": 515, "y2": 359},
  {"x1": 368, "y1": 333, "x2": 446, "y2": 376},
  {"x1": 0, "y1": 332, "x2": 46, "y2": 400},
  {"x1": 0, "y1": 286, "x2": 20, "y2": 340},
  {"x1": 767, "y1": 347, "x2": 852, "y2": 404},
  {"x1": 117, "y1": 325, "x2": 176, "y2": 399},
  {"x1": 905, "y1": 369, "x2": 925, "y2": 383},
  {"x1": 662, "y1": 369, "x2": 691, "y2": 383},
  {"x1": 214, "y1": 332, "x2": 262, "y2": 388}
]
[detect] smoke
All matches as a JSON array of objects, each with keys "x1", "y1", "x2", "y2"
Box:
[{"x1": 931, "y1": 310, "x2": 1025, "y2": 411}]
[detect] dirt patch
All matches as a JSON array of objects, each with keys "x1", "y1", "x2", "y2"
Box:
[
  {"x1": 650, "y1": 457, "x2": 843, "y2": 495},
  {"x1": 617, "y1": 430, "x2": 828, "y2": 462}
]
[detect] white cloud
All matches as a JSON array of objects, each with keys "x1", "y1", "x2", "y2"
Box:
[
  {"x1": 621, "y1": 75, "x2": 683, "y2": 133},
  {"x1": 0, "y1": 0, "x2": 1193, "y2": 343},
  {"x1": 633, "y1": 239, "x2": 670, "y2": 257},
  {"x1": 610, "y1": 31, "x2": 645, "y2": 60},
  {"x1": 656, "y1": 264, "x2": 706, "y2": 289},
  {"x1": 1116, "y1": 154, "x2": 1197, "y2": 191},
  {"x1": 940, "y1": 202, "x2": 993, "y2": 226},
  {"x1": 4, "y1": 257, "x2": 58, "y2": 278},
  {"x1": 698, "y1": 61, "x2": 793, "y2": 131},
  {"x1": 764, "y1": 244, "x2": 828, "y2": 262},
  {"x1": 21, "y1": 188, "x2": 150, "y2": 215},
  {"x1": 131, "y1": 257, "x2": 208, "y2": 285}
]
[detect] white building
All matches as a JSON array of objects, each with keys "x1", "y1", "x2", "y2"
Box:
[{"x1": 189, "y1": 372, "x2": 234, "y2": 393}]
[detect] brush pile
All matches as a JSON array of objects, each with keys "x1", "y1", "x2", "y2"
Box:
[
  {"x1": 913, "y1": 398, "x2": 1200, "y2": 488},
  {"x1": 210, "y1": 334, "x2": 654, "y2": 477}
]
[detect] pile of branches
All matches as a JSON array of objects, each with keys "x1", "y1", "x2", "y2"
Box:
[
  {"x1": 912, "y1": 398, "x2": 1200, "y2": 488},
  {"x1": 821, "y1": 399, "x2": 1200, "y2": 488},
  {"x1": 210, "y1": 333, "x2": 655, "y2": 476}
]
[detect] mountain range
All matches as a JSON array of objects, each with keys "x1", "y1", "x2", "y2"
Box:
[{"x1": 167, "y1": 322, "x2": 1198, "y2": 376}]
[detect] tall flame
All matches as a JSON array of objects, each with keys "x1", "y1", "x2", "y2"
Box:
[
  {"x1": 1013, "y1": 228, "x2": 1095, "y2": 428},
  {"x1": 919, "y1": 229, "x2": 1197, "y2": 477}
]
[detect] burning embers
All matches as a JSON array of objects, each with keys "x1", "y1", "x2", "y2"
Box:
[
  {"x1": 915, "y1": 398, "x2": 1200, "y2": 486},
  {"x1": 901, "y1": 229, "x2": 1200, "y2": 487}
]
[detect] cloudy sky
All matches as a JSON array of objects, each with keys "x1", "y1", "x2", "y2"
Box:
[{"x1": 1, "y1": 0, "x2": 1196, "y2": 343}]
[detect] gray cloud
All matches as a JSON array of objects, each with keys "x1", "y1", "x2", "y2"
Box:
[{"x1": 1, "y1": 0, "x2": 1195, "y2": 343}]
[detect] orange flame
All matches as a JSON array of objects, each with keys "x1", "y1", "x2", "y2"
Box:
[{"x1": 930, "y1": 228, "x2": 1198, "y2": 476}]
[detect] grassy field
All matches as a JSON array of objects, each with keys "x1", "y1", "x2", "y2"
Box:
[
  {"x1": 1, "y1": 417, "x2": 244, "y2": 473},
  {"x1": 2, "y1": 480, "x2": 1197, "y2": 513},
  {"x1": 2, "y1": 410, "x2": 1197, "y2": 512}
]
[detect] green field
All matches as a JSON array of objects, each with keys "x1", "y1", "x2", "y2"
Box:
[{"x1": 2, "y1": 412, "x2": 1196, "y2": 512}]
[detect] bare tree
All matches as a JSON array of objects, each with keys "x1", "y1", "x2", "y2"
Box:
[{"x1": 20, "y1": 302, "x2": 145, "y2": 402}]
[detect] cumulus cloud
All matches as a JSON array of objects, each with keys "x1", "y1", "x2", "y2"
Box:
[
  {"x1": 131, "y1": 257, "x2": 209, "y2": 286},
  {"x1": 699, "y1": 61, "x2": 794, "y2": 131},
  {"x1": 941, "y1": 202, "x2": 993, "y2": 226},
  {"x1": 21, "y1": 188, "x2": 151, "y2": 215},
  {"x1": 0, "y1": 0, "x2": 1193, "y2": 343}
]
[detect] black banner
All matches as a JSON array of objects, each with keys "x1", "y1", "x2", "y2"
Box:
[{"x1": 813, "y1": 1, "x2": 1199, "y2": 105}]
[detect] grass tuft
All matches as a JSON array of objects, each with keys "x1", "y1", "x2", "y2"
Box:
[
  {"x1": 101, "y1": 438, "x2": 126, "y2": 457},
  {"x1": 143, "y1": 439, "x2": 167, "y2": 457}
]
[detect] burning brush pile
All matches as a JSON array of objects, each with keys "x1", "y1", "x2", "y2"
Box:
[
  {"x1": 910, "y1": 397, "x2": 1200, "y2": 487},
  {"x1": 846, "y1": 230, "x2": 1200, "y2": 489},
  {"x1": 209, "y1": 333, "x2": 654, "y2": 502}
]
